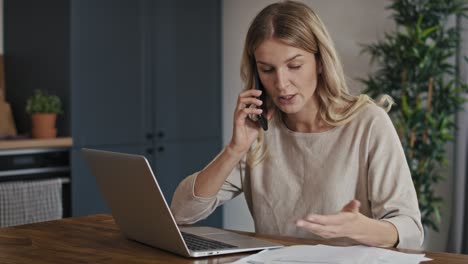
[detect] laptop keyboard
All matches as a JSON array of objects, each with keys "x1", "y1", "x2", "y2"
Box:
[{"x1": 181, "y1": 232, "x2": 238, "y2": 251}]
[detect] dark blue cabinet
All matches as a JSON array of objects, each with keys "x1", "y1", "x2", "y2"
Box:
[
  {"x1": 5, "y1": 0, "x2": 222, "y2": 228},
  {"x1": 70, "y1": 0, "x2": 150, "y2": 147},
  {"x1": 152, "y1": 0, "x2": 221, "y2": 141}
]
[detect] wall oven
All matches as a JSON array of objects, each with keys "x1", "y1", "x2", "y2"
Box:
[{"x1": 0, "y1": 147, "x2": 71, "y2": 218}]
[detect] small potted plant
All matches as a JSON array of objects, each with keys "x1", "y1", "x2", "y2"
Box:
[{"x1": 25, "y1": 90, "x2": 63, "y2": 139}]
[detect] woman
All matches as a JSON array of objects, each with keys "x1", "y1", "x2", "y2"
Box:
[{"x1": 170, "y1": 0, "x2": 423, "y2": 249}]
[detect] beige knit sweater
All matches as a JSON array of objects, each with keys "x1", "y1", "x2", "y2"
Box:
[{"x1": 170, "y1": 104, "x2": 424, "y2": 249}]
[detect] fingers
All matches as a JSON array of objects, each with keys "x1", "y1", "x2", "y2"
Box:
[
  {"x1": 237, "y1": 89, "x2": 276, "y2": 117},
  {"x1": 296, "y1": 200, "x2": 363, "y2": 239},
  {"x1": 238, "y1": 108, "x2": 263, "y2": 120},
  {"x1": 238, "y1": 89, "x2": 262, "y2": 101},
  {"x1": 296, "y1": 213, "x2": 351, "y2": 239},
  {"x1": 299, "y1": 201, "x2": 360, "y2": 224},
  {"x1": 296, "y1": 220, "x2": 341, "y2": 239},
  {"x1": 235, "y1": 90, "x2": 264, "y2": 122},
  {"x1": 341, "y1": 199, "x2": 361, "y2": 213},
  {"x1": 234, "y1": 106, "x2": 263, "y2": 126},
  {"x1": 303, "y1": 212, "x2": 353, "y2": 226},
  {"x1": 240, "y1": 88, "x2": 262, "y2": 98},
  {"x1": 236, "y1": 90, "x2": 262, "y2": 110},
  {"x1": 236, "y1": 97, "x2": 263, "y2": 111}
]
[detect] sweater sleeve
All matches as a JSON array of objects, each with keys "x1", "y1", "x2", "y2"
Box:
[
  {"x1": 366, "y1": 107, "x2": 424, "y2": 249},
  {"x1": 170, "y1": 153, "x2": 245, "y2": 224}
]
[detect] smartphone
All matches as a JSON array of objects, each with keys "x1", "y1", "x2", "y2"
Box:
[{"x1": 252, "y1": 62, "x2": 268, "y2": 131}]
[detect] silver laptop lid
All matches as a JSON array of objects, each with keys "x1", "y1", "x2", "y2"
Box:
[{"x1": 82, "y1": 148, "x2": 190, "y2": 257}]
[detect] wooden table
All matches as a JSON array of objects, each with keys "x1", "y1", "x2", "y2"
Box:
[{"x1": 0, "y1": 214, "x2": 466, "y2": 263}]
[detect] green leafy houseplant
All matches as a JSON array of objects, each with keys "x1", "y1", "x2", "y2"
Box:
[
  {"x1": 25, "y1": 90, "x2": 63, "y2": 139},
  {"x1": 25, "y1": 90, "x2": 63, "y2": 115},
  {"x1": 361, "y1": 0, "x2": 468, "y2": 231}
]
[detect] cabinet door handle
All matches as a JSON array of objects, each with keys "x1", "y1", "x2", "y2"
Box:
[
  {"x1": 157, "y1": 131, "x2": 165, "y2": 138},
  {"x1": 146, "y1": 133, "x2": 154, "y2": 140},
  {"x1": 157, "y1": 146, "x2": 165, "y2": 153}
]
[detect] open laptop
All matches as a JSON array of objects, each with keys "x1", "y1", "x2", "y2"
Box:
[{"x1": 82, "y1": 148, "x2": 282, "y2": 258}]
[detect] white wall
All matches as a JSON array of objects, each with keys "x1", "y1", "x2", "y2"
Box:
[{"x1": 222, "y1": 0, "x2": 451, "y2": 252}]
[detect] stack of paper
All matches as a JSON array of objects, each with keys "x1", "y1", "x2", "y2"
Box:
[{"x1": 230, "y1": 245, "x2": 432, "y2": 264}]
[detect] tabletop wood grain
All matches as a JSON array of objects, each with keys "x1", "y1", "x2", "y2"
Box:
[{"x1": 0, "y1": 214, "x2": 466, "y2": 263}]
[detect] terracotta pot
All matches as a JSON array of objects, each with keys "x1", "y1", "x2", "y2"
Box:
[{"x1": 31, "y1": 113, "x2": 57, "y2": 139}]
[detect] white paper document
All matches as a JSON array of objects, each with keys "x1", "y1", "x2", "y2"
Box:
[{"x1": 230, "y1": 245, "x2": 432, "y2": 264}]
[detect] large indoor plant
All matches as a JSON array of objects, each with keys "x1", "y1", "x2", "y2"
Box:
[
  {"x1": 25, "y1": 90, "x2": 63, "y2": 139},
  {"x1": 361, "y1": 0, "x2": 468, "y2": 231}
]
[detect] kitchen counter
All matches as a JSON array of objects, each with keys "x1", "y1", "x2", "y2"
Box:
[{"x1": 0, "y1": 137, "x2": 73, "y2": 150}]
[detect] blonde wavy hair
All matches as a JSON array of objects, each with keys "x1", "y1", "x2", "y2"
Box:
[{"x1": 241, "y1": 1, "x2": 393, "y2": 166}]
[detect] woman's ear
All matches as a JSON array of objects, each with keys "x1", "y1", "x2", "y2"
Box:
[
  {"x1": 314, "y1": 53, "x2": 323, "y2": 74},
  {"x1": 317, "y1": 60, "x2": 323, "y2": 74}
]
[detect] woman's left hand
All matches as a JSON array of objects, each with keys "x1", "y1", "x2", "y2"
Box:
[
  {"x1": 296, "y1": 200, "x2": 368, "y2": 241},
  {"x1": 296, "y1": 199, "x2": 398, "y2": 247}
]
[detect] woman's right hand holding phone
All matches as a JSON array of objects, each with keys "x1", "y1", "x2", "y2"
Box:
[
  {"x1": 228, "y1": 89, "x2": 271, "y2": 157},
  {"x1": 194, "y1": 89, "x2": 273, "y2": 197}
]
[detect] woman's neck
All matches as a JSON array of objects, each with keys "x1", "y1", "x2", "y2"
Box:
[
  {"x1": 283, "y1": 112, "x2": 331, "y2": 133},
  {"x1": 282, "y1": 96, "x2": 333, "y2": 133}
]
